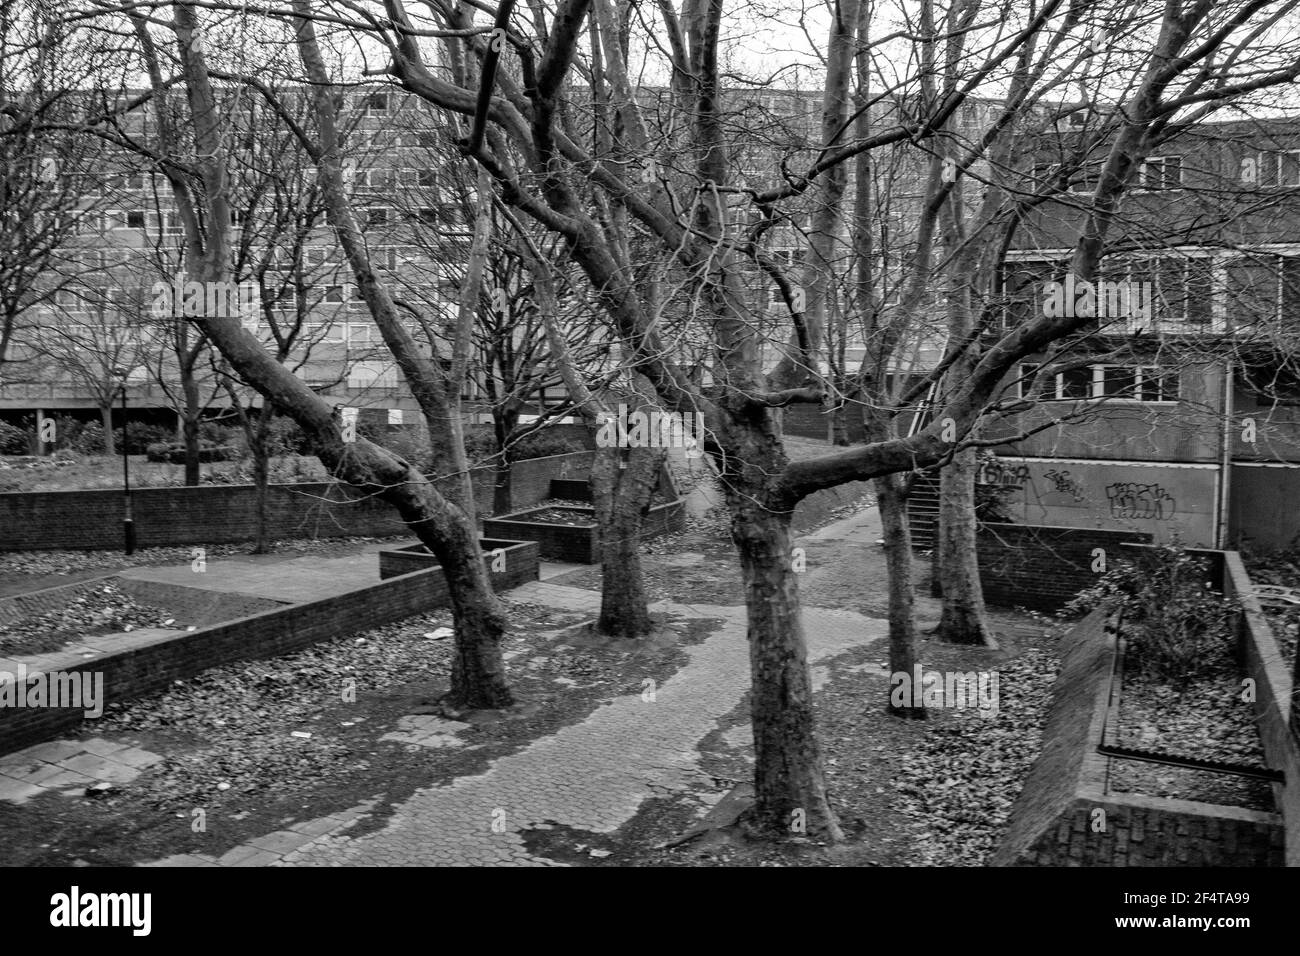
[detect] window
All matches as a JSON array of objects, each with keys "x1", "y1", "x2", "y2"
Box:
[
  {"x1": 367, "y1": 207, "x2": 389, "y2": 227},
  {"x1": 362, "y1": 92, "x2": 389, "y2": 113},
  {"x1": 1060, "y1": 365, "x2": 1092, "y2": 399},
  {"x1": 322, "y1": 321, "x2": 345, "y2": 344},
  {"x1": 1139, "y1": 155, "x2": 1182, "y2": 190},
  {"x1": 1127, "y1": 257, "x2": 1210, "y2": 324},
  {"x1": 1019, "y1": 362, "x2": 1178, "y2": 402},
  {"x1": 1001, "y1": 260, "x2": 1058, "y2": 330},
  {"x1": 1067, "y1": 159, "x2": 1104, "y2": 194},
  {"x1": 415, "y1": 132, "x2": 438, "y2": 148},
  {"x1": 347, "y1": 323, "x2": 372, "y2": 346},
  {"x1": 375, "y1": 247, "x2": 398, "y2": 271},
  {"x1": 1259, "y1": 150, "x2": 1300, "y2": 188},
  {"x1": 1096, "y1": 365, "x2": 1177, "y2": 401},
  {"x1": 348, "y1": 360, "x2": 398, "y2": 389},
  {"x1": 414, "y1": 207, "x2": 439, "y2": 225},
  {"x1": 325, "y1": 285, "x2": 344, "y2": 303},
  {"x1": 418, "y1": 169, "x2": 438, "y2": 189}
]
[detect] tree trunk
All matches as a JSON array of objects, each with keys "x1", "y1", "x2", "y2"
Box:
[
  {"x1": 492, "y1": 414, "x2": 513, "y2": 516},
  {"x1": 934, "y1": 444, "x2": 994, "y2": 645},
  {"x1": 182, "y1": 374, "x2": 202, "y2": 486},
  {"x1": 590, "y1": 442, "x2": 660, "y2": 638},
  {"x1": 875, "y1": 472, "x2": 925, "y2": 717},
  {"x1": 251, "y1": 411, "x2": 271, "y2": 554},
  {"x1": 100, "y1": 403, "x2": 115, "y2": 457},
  {"x1": 730, "y1": 494, "x2": 843, "y2": 841}
]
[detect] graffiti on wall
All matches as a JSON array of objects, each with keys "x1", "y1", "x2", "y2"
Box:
[
  {"x1": 1044, "y1": 468, "x2": 1088, "y2": 502},
  {"x1": 1104, "y1": 481, "x2": 1178, "y2": 521},
  {"x1": 976, "y1": 459, "x2": 1031, "y2": 488}
]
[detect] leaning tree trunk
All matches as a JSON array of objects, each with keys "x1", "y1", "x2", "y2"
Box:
[
  {"x1": 934, "y1": 444, "x2": 995, "y2": 645},
  {"x1": 590, "y1": 442, "x2": 662, "y2": 638},
  {"x1": 730, "y1": 491, "x2": 844, "y2": 841},
  {"x1": 875, "y1": 472, "x2": 925, "y2": 717}
]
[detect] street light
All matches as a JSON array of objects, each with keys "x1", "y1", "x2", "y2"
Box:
[{"x1": 113, "y1": 367, "x2": 135, "y2": 555}]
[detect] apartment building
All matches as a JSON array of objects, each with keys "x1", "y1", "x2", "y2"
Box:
[{"x1": 977, "y1": 115, "x2": 1300, "y2": 550}]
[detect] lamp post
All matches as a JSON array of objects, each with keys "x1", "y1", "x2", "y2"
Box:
[{"x1": 114, "y1": 368, "x2": 135, "y2": 555}]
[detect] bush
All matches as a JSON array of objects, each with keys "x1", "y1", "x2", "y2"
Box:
[
  {"x1": 73, "y1": 421, "x2": 106, "y2": 454},
  {"x1": 113, "y1": 423, "x2": 175, "y2": 456},
  {"x1": 145, "y1": 442, "x2": 171, "y2": 463},
  {"x1": 263, "y1": 416, "x2": 310, "y2": 456},
  {"x1": 1064, "y1": 544, "x2": 1239, "y2": 681},
  {"x1": 0, "y1": 420, "x2": 29, "y2": 454},
  {"x1": 511, "y1": 430, "x2": 584, "y2": 460}
]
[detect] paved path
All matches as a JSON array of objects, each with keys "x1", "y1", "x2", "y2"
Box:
[
  {"x1": 117, "y1": 542, "x2": 582, "y2": 604},
  {"x1": 142, "y1": 581, "x2": 886, "y2": 867}
]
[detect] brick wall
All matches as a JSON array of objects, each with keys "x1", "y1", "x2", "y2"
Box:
[
  {"x1": 1222, "y1": 551, "x2": 1300, "y2": 865},
  {"x1": 0, "y1": 451, "x2": 594, "y2": 552},
  {"x1": 377, "y1": 538, "x2": 540, "y2": 585},
  {"x1": 483, "y1": 500, "x2": 685, "y2": 563},
  {"x1": 0, "y1": 576, "x2": 114, "y2": 626},
  {"x1": 993, "y1": 608, "x2": 1285, "y2": 866},
  {"x1": 0, "y1": 552, "x2": 539, "y2": 755},
  {"x1": 975, "y1": 523, "x2": 1155, "y2": 612}
]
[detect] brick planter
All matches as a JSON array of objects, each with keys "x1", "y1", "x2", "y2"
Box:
[
  {"x1": 484, "y1": 500, "x2": 685, "y2": 563},
  {"x1": 377, "y1": 538, "x2": 539, "y2": 589},
  {"x1": 994, "y1": 610, "x2": 1284, "y2": 866}
]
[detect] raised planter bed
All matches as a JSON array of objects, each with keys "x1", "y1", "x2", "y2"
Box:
[
  {"x1": 377, "y1": 538, "x2": 539, "y2": 590},
  {"x1": 995, "y1": 608, "x2": 1285, "y2": 867},
  {"x1": 484, "y1": 499, "x2": 685, "y2": 563}
]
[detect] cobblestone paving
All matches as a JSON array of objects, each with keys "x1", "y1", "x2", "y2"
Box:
[
  {"x1": 144, "y1": 582, "x2": 886, "y2": 867},
  {"x1": 0, "y1": 737, "x2": 162, "y2": 804}
]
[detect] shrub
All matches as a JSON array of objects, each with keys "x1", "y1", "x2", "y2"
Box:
[
  {"x1": 263, "y1": 416, "x2": 310, "y2": 456},
  {"x1": 1064, "y1": 544, "x2": 1239, "y2": 681},
  {"x1": 0, "y1": 420, "x2": 29, "y2": 454},
  {"x1": 511, "y1": 430, "x2": 583, "y2": 460},
  {"x1": 113, "y1": 423, "x2": 175, "y2": 456},
  {"x1": 73, "y1": 421, "x2": 106, "y2": 454}
]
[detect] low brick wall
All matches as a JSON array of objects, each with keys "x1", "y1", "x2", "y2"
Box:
[
  {"x1": 1222, "y1": 552, "x2": 1300, "y2": 866},
  {"x1": 0, "y1": 451, "x2": 594, "y2": 552},
  {"x1": 975, "y1": 523, "x2": 1154, "y2": 612},
  {"x1": 484, "y1": 500, "x2": 685, "y2": 563},
  {"x1": 377, "y1": 538, "x2": 539, "y2": 586},
  {"x1": 0, "y1": 555, "x2": 537, "y2": 755},
  {"x1": 993, "y1": 609, "x2": 1284, "y2": 866},
  {"x1": 0, "y1": 576, "x2": 117, "y2": 627},
  {"x1": 484, "y1": 509, "x2": 597, "y2": 563}
]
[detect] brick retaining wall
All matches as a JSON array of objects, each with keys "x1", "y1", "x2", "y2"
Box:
[
  {"x1": 0, "y1": 548, "x2": 539, "y2": 755},
  {"x1": 975, "y1": 524, "x2": 1155, "y2": 612},
  {"x1": 0, "y1": 452, "x2": 594, "y2": 552}
]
